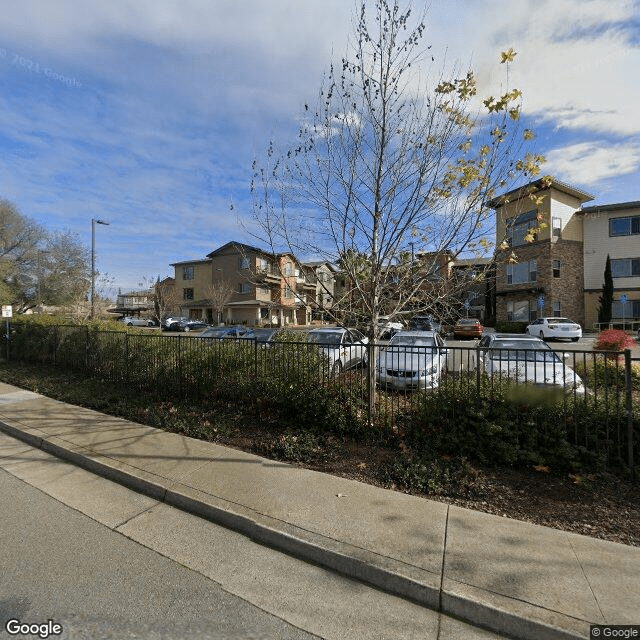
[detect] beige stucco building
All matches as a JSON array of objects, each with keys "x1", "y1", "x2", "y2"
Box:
[{"x1": 582, "y1": 201, "x2": 640, "y2": 329}]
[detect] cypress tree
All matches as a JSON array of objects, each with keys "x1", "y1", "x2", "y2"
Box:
[{"x1": 597, "y1": 254, "x2": 613, "y2": 325}]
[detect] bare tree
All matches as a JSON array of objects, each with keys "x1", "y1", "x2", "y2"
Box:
[
  {"x1": 203, "y1": 279, "x2": 235, "y2": 325},
  {"x1": 251, "y1": 0, "x2": 545, "y2": 415}
]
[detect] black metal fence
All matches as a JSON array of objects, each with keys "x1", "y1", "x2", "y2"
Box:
[{"x1": 3, "y1": 324, "x2": 638, "y2": 471}]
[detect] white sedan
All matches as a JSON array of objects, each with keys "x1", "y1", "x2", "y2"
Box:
[
  {"x1": 525, "y1": 317, "x2": 582, "y2": 342},
  {"x1": 307, "y1": 327, "x2": 368, "y2": 375},
  {"x1": 479, "y1": 336, "x2": 585, "y2": 395},
  {"x1": 376, "y1": 331, "x2": 447, "y2": 391}
]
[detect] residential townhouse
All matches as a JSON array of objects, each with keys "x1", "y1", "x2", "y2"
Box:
[
  {"x1": 171, "y1": 242, "x2": 324, "y2": 326},
  {"x1": 490, "y1": 178, "x2": 639, "y2": 329}
]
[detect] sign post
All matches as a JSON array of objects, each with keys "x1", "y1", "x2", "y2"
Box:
[
  {"x1": 620, "y1": 294, "x2": 629, "y2": 329},
  {"x1": 2, "y1": 305, "x2": 12, "y2": 361}
]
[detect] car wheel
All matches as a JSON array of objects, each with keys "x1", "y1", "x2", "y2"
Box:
[
  {"x1": 184, "y1": 326, "x2": 191, "y2": 332},
  {"x1": 127, "y1": 322, "x2": 133, "y2": 327},
  {"x1": 539, "y1": 330, "x2": 545, "y2": 339},
  {"x1": 571, "y1": 337, "x2": 579, "y2": 342},
  {"x1": 331, "y1": 360, "x2": 343, "y2": 376}
]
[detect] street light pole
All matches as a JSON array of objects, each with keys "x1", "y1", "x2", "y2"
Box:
[{"x1": 91, "y1": 218, "x2": 110, "y2": 319}]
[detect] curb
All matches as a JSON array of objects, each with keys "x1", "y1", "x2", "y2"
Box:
[{"x1": 0, "y1": 417, "x2": 590, "y2": 640}]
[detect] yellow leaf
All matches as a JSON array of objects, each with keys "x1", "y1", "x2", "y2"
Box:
[
  {"x1": 533, "y1": 464, "x2": 550, "y2": 473},
  {"x1": 501, "y1": 48, "x2": 517, "y2": 63}
]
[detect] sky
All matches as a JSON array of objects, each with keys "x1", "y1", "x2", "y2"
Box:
[{"x1": 0, "y1": 0, "x2": 638, "y2": 295}]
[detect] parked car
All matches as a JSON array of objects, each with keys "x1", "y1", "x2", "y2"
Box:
[
  {"x1": 178, "y1": 319, "x2": 209, "y2": 332},
  {"x1": 197, "y1": 326, "x2": 249, "y2": 341},
  {"x1": 162, "y1": 316, "x2": 189, "y2": 331},
  {"x1": 453, "y1": 318, "x2": 483, "y2": 339},
  {"x1": 478, "y1": 335, "x2": 585, "y2": 395},
  {"x1": 241, "y1": 327, "x2": 299, "y2": 347},
  {"x1": 526, "y1": 317, "x2": 582, "y2": 342},
  {"x1": 118, "y1": 316, "x2": 155, "y2": 327},
  {"x1": 307, "y1": 327, "x2": 369, "y2": 375},
  {"x1": 376, "y1": 316, "x2": 404, "y2": 340},
  {"x1": 376, "y1": 331, "x2": 447, "y2": 391},
  {"x1": 408, "y1": 315, "x2": 442, "y2": 334}
]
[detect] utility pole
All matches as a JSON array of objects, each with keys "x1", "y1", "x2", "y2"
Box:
[{"x1": 91, "y1": 218, "x2": 110, "y2": 319}]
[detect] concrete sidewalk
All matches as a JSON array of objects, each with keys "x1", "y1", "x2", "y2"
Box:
[{"x1": 0, "y1": 381, "x2": 637, "y2": 640}]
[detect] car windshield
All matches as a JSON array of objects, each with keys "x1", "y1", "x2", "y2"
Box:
[
  {"x1": 200, "y1": 328, "x2": 231, "y2": 338},
  {"x1": 308, "y1": 331, "x2": 343, "y2": 345},
  {"x1": 389, "y1": 336, "x2": 437, "y2": 348},
  {"x1": 244, "y1": 329, "x2": 277, "y2": 342},
  {"x1": 488, "y1": 340, "x2": 561, "y2": 362}
]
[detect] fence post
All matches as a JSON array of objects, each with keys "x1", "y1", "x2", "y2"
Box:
[
  {"x1": 624, "y1": 349, "x2": 634, "y2": 470},
  {"x1": 475, "y1": 345, "x2": 481, "y2": 401}
]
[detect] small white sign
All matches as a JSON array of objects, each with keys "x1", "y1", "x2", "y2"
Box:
[{"x1": 1, "y1": 305, "x2": 12, "y2": 318}]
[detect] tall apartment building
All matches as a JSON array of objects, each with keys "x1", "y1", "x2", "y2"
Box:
[
  {"x1": 582, "y1": 201, "x2": 640, "y2": 329},
  {"x1": 490, "y1": 178, "x2": 640, "y2": 329},
  {"x1": 489, "y1": 178, "x2": 594, "y2": 324}
]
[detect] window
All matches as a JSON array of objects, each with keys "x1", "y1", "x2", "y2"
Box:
[
  {"x1": 284, "y1": 262, "x2": 293, "y2": 276},
  {"x1": 183, "y1": 288, "x2": 194, "y2": 300},
  {"x1": 552, "y1": 217, "x2": 562, "y2": 239},
  {"x1": 182, "y1": 266, "x2": 194, "y2": 280},
  {"x1": 258, "y1": 285, "x2": 270, "y2": 296},
  {"x1": 553, "y1": 300, "x2": 561, "y2": 315},
  {"x1": 258, "y1": 258, "x2": 270, "y2": 271},
  {"x1": 507, "y1": 300, "x2": 535, "y2": 322},
  {"x1": 284, "y1": 286, "x2": 294, "y2": 299},
  {"x1": 238, "y1": 282, "x2": 250, "y2": 294},
  {"x1": 507, "y1": 260, "x2": 537, "y2": 285},
  {"x1": 610, "y1": 216, "x2": 640, "y2": 237},
  {"x1": 239, "y1": 257, "x2": 250, "y2": 270},
  {"x1": 506, "y1": 210, "x2": 538, "y2": 247},
  {"x1": 552, "y1": 260, "x2": 561, "y2": 278},
  {"x1": 611, "y1": 258, "x2": 640, "y2": 278}
]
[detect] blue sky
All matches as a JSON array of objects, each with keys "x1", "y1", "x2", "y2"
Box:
[{"x1": 1, "y1": 0, "x2": 638, "y2": 294}]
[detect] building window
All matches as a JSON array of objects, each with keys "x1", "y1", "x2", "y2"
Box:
[
  {"x1": 284, "y1": 262, "x2": 293, "y2": 276},
  {"x1": 610, "y1": 216, "x2": 640, "y2": 237},
  {"x1": 182, "y1": 266, "x2": 194, "y2": 280},
  {"x1": 506, "y1": 260, "x2": 537, "y2": 285},
  {"x1": 183, "y1": 288, "x2": 194, "y2": 300},
  {"x1": 239, "y1": 257, "x2": 250, "y2": 270},
  {"x1": 507, "y1": 300, "x2": 535, "y2": 322},
  {"x1": 238, "y1": 282, "x2": 250, "y2": 294},
  {"x1": 552, "y1": 260, "x2": 561, "y2": 278},
  {"x1": 611, "y1": 258, "x2": 640, "y2": 278},
  {"x1": 506, "y1": 210, "x2": 538, "y2": 247},
  {"x1": 258, "y1": 285, "x2": 270, "y2": 296},
  {"x1": 258, "y1": 258, "x2": 270, "y2": 271},
  {"x1": 284, "y1": 286, "x2": 294, "y2": 299},
  {"x1": 553, "y1": 300, "x2": 561, "y2": 315},
  {"x1": 552, "y1": 217, "x2": 562, "y2": 239}
]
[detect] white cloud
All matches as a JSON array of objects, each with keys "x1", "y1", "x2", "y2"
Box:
[{"x1": 545, "y1": 141, "x2": 640, "y2": 185}]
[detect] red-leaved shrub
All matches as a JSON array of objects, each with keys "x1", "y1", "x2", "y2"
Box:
[{"x1": 594, "y1": 328, "x2": 637, "y2": 351}]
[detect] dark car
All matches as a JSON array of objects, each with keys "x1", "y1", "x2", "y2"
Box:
[
  {"x1": 196, "y1": 326, "x2": 249, "y2": 340},
  {"x1": 178, "y1": 319, "x2": 209, "y2": 332},
  {"x1": 408, "y1": 315, "x2": 442, "y2": 334}
]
